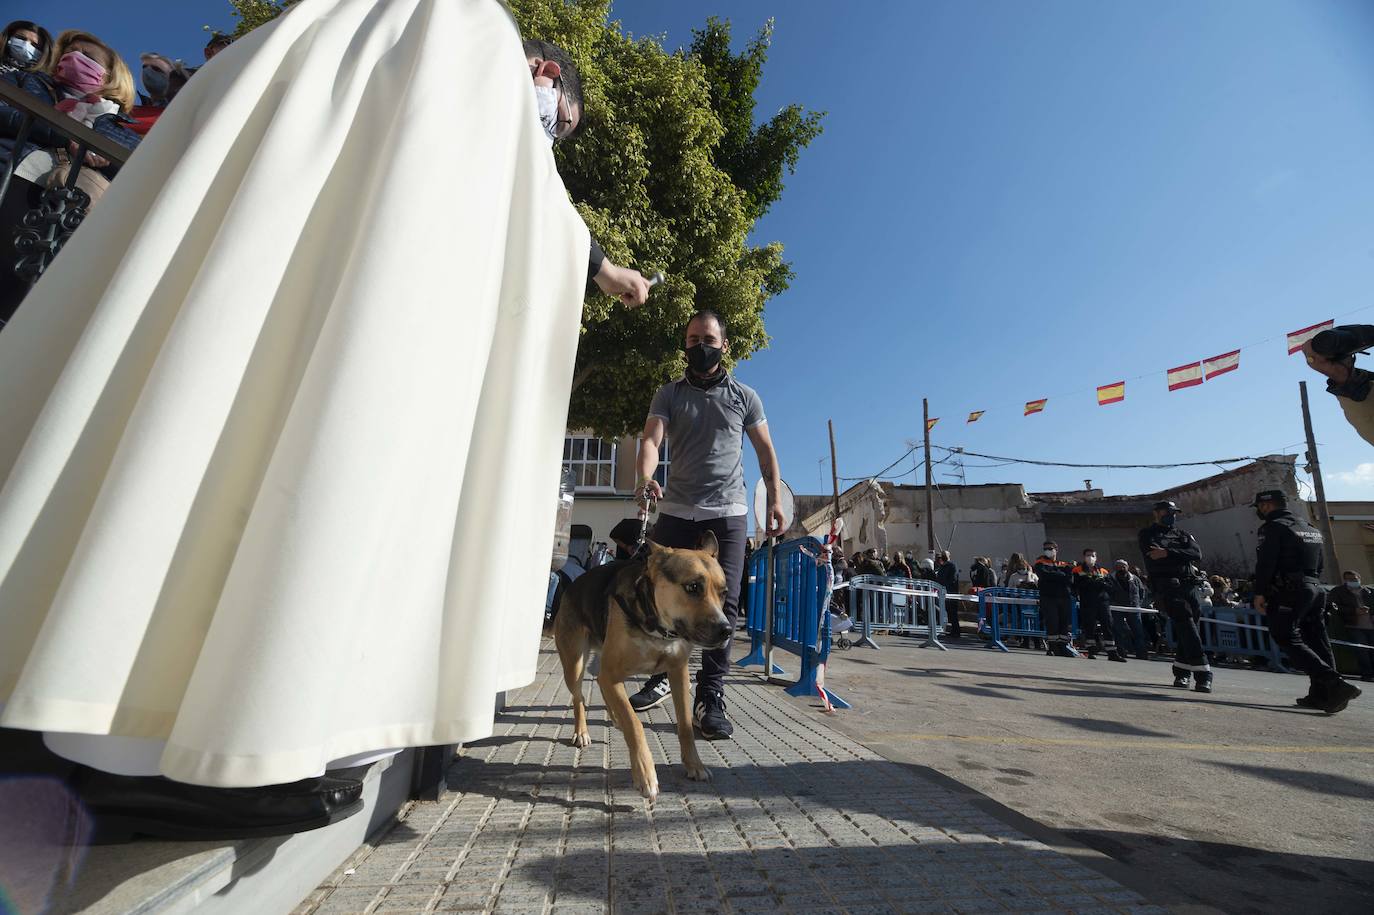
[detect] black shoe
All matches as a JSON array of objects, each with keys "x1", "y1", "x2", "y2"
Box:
[
  {"x1": 629, "y1": 675, "x2": 671, "y2": 713},
  {"x1": 1108, "y1": 650, "x2": 1128, "y2": 663},
  {"x1": 72, "y1": 768, "x2": 364, "y2": 843},
  {"x1": 1086, "y1": 649, "x2": 1098, "y2": 660},
  {"x1": 1193, "y1": 671, "x2": 1213, "y2": 694},
  {"x1": 1322, "y1": 680, "x2": 1362, "y2": 716},
  {"x1": 1295, "y1": 694, "x2": 1322, "y2": 709},
  {"x1": 693, "y1": 686, "x2": 734, "y2": 740},
  {"x1": 1171, "y1": 666, "x2": 1191, "y2": 689}
]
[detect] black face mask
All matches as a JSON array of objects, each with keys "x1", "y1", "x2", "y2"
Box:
[{"x1": 685, "y1": 343, "x2": 723, "y2": 375}]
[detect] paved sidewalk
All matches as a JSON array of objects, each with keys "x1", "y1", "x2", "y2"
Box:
[{"x1": 296, "y1": 645, "x2": 1167, "y2": 914}]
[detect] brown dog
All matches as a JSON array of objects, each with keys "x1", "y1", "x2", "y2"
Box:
[{"x1": 553, "y1": 533, "x2": 730, "y2": 801}]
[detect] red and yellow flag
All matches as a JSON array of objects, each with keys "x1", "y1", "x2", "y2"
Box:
[
  {"x1": 1166, "y1": 362, "x2": 1203, "y2": 391},
  {"x1": 967, "y1": 411, "x2": 984, "y2": 424},
  {"x1": 1024, "y1": 398, "x2": 1047, "y2": 416},
  {"x1": 1287, "y1": 320, "x2": 1332, "y2": 355},
  {"x1": 1096, "y1": 381, "x2": 1125, "y2": 406},
  {"x1": 1203, "y1": 350, "x2": 1240, "y2": 379},
  {"x1": 926, "y1": 417, "x2": 939, "y2": 432}
]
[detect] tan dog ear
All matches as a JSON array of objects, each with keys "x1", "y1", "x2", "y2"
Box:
[
  {"x1": 645, "y1": 539, "x2": 665, "y2": 555},
  {"x1": 696, "y1": 530, "x2": 719, "y2": 558}
]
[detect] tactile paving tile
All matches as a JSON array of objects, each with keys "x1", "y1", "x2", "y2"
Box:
[{"x1": 298, "y1": 645, "x2": 1166, "y2": 915}]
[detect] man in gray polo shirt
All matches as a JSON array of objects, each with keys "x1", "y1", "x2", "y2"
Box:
[{"x1": 629, "y1": 310, "x2": 784, "y2": 739}]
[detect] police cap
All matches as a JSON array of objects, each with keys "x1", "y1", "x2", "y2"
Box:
[
  {"x1": 1251, "y1": 489, "x2": 1287, "y2": 507},
  {"x1": 1152, "y1": 500, "x2": 1180, "y2": 513}
]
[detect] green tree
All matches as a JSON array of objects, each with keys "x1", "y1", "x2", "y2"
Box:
[{"x1": 221, "y1": 0, "x2": 822, "y2": 439}]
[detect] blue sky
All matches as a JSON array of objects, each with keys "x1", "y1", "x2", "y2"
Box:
[{"x1": 22, "y1": 0, "x2": 1374, "y2": 507}]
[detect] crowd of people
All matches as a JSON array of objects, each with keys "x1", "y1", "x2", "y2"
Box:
[
  {"x1": 825, "y1": 533, "x2": 1370, "y2": 683},
  {"x1": 0, "y1": 19, "x2": 233, "y2": 211}
]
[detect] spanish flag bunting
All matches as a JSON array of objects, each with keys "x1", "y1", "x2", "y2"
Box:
[
  {"x1": 926, "y1": 417, "x2": 939, "y2": 432},
  {"x1": 1166, "y1": 362, "x2": 1203, "y2": 391},
  {"x1": 967, "y1": 410, "x2": 984, "y2": 424},
  {"x1": 1024, "y1": 398, "x2": 1047, "y2": 416},
  {"x1": 1287, "y1": 320, "x2": 1332, "y2": 355},
  {"x1": 1096, "y1": 381, "x2": 1125, "y2": 405},
  {"x1": 1203, "y1": 350, "x2": 1240, "y2": 380}
]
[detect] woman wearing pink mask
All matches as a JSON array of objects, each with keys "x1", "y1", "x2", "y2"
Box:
[{"x1": 0, "y1": 29, "x2": 139, "y2": 208}]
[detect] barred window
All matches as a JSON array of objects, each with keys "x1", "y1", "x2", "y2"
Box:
[{"x1": 563, "y1": 436, "x2": 616, "y2": 491}]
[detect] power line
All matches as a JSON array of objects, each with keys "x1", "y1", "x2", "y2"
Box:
[
  {"x1": 934, "y1": 445, "x2": 1293, "y2": 472},
  {"x1": 836, "y1": 442, "x2": 921, "y2": 482}
]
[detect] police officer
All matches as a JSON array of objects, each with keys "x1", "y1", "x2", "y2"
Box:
[
  {"x1": 1139, "y1": 500, "x2": 1212, "y2": 692},
  {"x1": 1252, "y1": 489, "x2": 1362, "y2": 715},
  {"x1": 1033, "y1": 541, "x2": 1075, "y2": 657},
  {"x1": 1073, "y1": 549, "x2": 1125, "y2": 661}
]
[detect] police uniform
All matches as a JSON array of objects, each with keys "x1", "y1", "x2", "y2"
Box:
[
  {"x1": 1139, "y1": 502, "x2": 1211, "y2": 690},
  {"x1": 1252, "y1": 489, "x2": 1359, "y2": 712},
  {"x1": 1073, "y1": 562, "x2": 1123, "y2": 661},
  {"x1": 1033, "y1": 552, "x2": 1074, "y2": 655}
]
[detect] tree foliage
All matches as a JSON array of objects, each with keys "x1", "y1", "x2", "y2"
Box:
[{"x1": 222, "y1": 0, "x2": 821, "y2": 438}]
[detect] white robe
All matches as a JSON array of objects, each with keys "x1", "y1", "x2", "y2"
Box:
[{"x1": 0, "y1": 0, "x2": 588, "y2": 787}]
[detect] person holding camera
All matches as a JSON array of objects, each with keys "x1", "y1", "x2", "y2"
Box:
[{"x1": 1302, "y1": 326, "x2": 1374, "y2": 445}]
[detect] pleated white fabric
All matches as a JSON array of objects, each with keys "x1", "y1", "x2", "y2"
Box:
[{"x1": 0, "y1": 0, "x2": 588, "y2": 787}]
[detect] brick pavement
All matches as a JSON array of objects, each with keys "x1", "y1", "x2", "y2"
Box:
[{"x1": 296, "y1": 644, "x2": 1167, "y2": 914}]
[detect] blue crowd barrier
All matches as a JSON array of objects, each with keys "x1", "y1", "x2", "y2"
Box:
[
  {"x1": 738, "y1": 537, "x2": 851, "y2": 709},
  {"x1": 978, "y1": 588, "x2": 1078, "y2": 656},
  {"x1": 847, "y1": 575, "x2": 947, "y2": 650},
  {"x1": 1174, "y1": 604, "x2": 1290, "y2": 672}
]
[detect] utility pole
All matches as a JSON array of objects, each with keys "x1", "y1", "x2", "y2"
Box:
[
  {"x1": 1299, "y1": 381, "x2": 1341, "y2": 581},
  {"x1": 923, "y1": 398, "x2": 935, "y2": 552},
  {"x1": 828, "y1": 420, "x2": 842, "y2": 551}
]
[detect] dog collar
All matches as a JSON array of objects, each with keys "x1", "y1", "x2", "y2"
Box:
[{"x1": 615, "y1": 576, "x2": 678, "y2": 640}]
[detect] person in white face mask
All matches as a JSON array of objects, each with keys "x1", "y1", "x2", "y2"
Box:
[
  {"x1": 522, "y1": 38, "x2": 652, "y2": 308},
  {"x1": 1, "y1": 20, "x2": 51, "y2": 74},
  {"x1": 1033, "y1": 541, "x2": 1075, "y2": 656}
]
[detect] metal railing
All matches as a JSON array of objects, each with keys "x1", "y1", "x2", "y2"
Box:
[{"x1": 846, "y1": 574, "x2": 947, "y2": 650}]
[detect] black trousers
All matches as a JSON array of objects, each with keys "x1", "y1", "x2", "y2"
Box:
[
  {"x1": 1266, "y1": 585, "x2": 1340, "y2": 685},
  {"x1": 1153, "y1": 582, "x2": 1209, "y2": 671},
  {"x1": 1040, "y1": 593, "x2": 1071, "y2": 642},
  {"x1": 647, "y1": 512, "x2": 748, "y2": 692},
  {"x1": 1079, "y1": 601, "x2": 1116, "y2": 650}
]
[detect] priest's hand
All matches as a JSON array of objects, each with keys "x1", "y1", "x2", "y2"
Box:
[{"x1": 594, "y1": 259, "x2": 650, "y2": 306}]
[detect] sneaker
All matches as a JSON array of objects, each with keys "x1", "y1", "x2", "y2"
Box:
[
  {"x1": 1295, "y1": 694, "x2": 1322, "y2": 709},
  {"x1": 1107, "y1": 650, "x2": 1128, "y2": 663},
  {"x1": 693, "y1": 686, "x2": 734, "y2": 740},
  {"x1": 1322, "y1": 680, "x2": 1362, "y2": 716},
  {"x1": 1171, "y1": 667, "x2": 1191, "y2": 689},
  {"x1": 1193, "y1": 671, "x2": 1213, "y2": 694},
  {"x1": 629, "y1": 676, "x2": 671, "y2": 713}
]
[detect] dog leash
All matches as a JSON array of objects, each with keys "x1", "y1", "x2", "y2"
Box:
[{"x1": 635, "y1": 487, "x2": 657, "y2": 553}]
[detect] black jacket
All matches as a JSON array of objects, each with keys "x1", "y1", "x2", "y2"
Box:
[
  {"x1": 1138, "y1": 522, "x2": 1202, "y2": 586},
  {"x1": 1108, "y1": 571, "x2": 1144, "y2": 608},
  {"x1": 970, "y1": 563, "x2": 996, "y2": 588},
  {"x1": 1253, "y1": 509, "x2": 1324, "y2": 595},
  {"x1": 1072, "y1": 564, "x2": 1114, "y2": 611},
  {"x1": 935, "y1": 561, "x2": 959, "y2": 592},
  {"x1": 1032, "y1": 557, "x2": 1073, "y2": 598}
]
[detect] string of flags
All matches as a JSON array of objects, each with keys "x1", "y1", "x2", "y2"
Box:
[{"x1": 971, "y1": 319, "x2": 1336, "y2": 421}]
